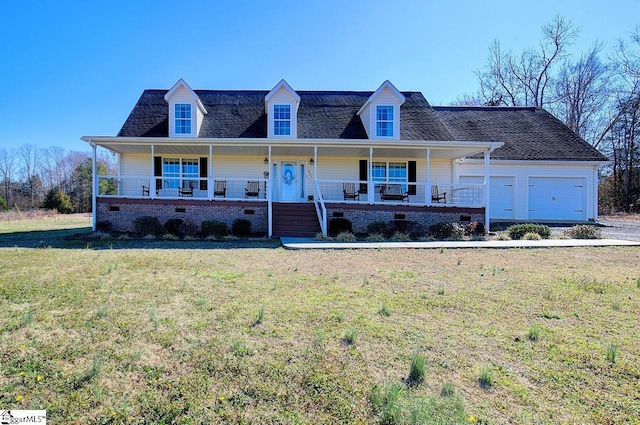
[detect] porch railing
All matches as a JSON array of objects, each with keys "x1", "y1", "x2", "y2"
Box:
[
  {"x1": 313, "y1": 179, "x2": 327, "y2": 235},
  {"x1": 315, "y1": 179, "x2": 485, "y2": 207},
  {"x1": 96, "y1": 175, "x2": 269, "y2": 201}
]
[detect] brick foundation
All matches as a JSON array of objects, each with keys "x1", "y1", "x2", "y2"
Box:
[
  {"x1": 97, "y1": 198, "x2": 268, "y2": 234},
  {"x1": 325, "y1": 203, "x2": 485, "y2": 233}
]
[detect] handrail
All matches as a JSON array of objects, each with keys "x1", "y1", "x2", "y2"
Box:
[{"x1": 313, "y1": 179, "x2": 327, "y2": 236}]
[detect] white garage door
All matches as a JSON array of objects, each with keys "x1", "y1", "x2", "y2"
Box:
[
  {"x1": 459, "y1": 176, "x2": 515, "y2": 219},
  {"x1": 528, "y1": 177, "x2": 585, "y2": 221}
]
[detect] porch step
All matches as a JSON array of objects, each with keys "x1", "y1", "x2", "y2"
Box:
[{"x1": 272, "y1": 203, "x2": 322, "y2": 238}]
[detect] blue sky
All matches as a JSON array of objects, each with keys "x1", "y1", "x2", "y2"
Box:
[{"x1": 1, "y1": 0, "x2": 638, "y2": 152}]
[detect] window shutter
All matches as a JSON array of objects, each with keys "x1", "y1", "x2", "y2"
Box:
[
  {"x1": 154, "y1": 156, "x2": 162, "y2": 190},
  {"x1": 359, "y1": 160, "x2": 368, "y2": 194},
  {"x1": 199, "y1": 157, "x2": 208, "y2": 190},
  {"x1": 408, "y1": 161, "x2": 416, "y2": 195}
]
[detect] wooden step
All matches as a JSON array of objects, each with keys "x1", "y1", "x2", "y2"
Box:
[{"x1": 272, "y1": 203, "x2": 321, "y2": 237}]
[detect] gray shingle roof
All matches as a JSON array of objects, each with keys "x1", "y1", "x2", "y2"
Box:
[
  {"x1": 433, "y1": 106, "x2": 607, "y2": 161},
  {"x1": 117, "y1": 88, "x2": 607, "y2": 162}
]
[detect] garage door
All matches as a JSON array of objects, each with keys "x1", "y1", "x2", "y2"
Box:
[
  {"x1": 459, "y1": 176, "x2": 514, "y2": 219},
  {"x1": 528, "y1": 177, "x2": 585, "y2": 221}
]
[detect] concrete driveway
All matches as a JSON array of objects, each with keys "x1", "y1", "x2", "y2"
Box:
[{"x1": 597, "y1": 215, "x2": 640, "y2": 241}]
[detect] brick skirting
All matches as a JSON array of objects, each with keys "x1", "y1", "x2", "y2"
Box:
[
  {"x1": 96, "y1": 198, "x2": 268, "y2": 234},
  {"x1": 325, "y1": 203, "x2": 485, "y2": 233}
]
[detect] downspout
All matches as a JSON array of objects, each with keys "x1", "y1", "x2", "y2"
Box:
[
  {"x1": 484, "y1": 144, "x2": 496, "y2": 232},
  {"x1": 268, "y1": 145, "x2": 272, "y2": 238},
  {"x1": 90, "y1": 140, "x2": 97, "y2": 231}
]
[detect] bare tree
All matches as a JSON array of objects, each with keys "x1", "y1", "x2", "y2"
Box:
[
  {"x1": 474, "y1": 16, "x2": 579, "y2": 107},
  {"x1": 0, "y1": 148, "x2": 17, "y2": 205},
  {"x1": 17, "y1": 144, "x2": 42, "y2": 207}
]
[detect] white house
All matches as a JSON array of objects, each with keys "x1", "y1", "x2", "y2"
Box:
[{"x1": 82, "y1": 79, "x2": 607, "y2": 237}]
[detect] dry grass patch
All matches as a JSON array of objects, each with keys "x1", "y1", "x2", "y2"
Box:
[{"x1": 0, "y1": 220, "x2": 639, "y2": 423}]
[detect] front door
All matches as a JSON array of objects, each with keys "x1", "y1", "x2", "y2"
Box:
[{"x1": 280, "y1": 161, "x2": 298, "y2": 202}]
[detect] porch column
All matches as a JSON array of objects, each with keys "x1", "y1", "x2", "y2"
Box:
[
  {"x1": 368, "y1": 147, "x2": 374, "y2": 204},
  {"x1": 90, "y1": 140, "x2": 97, "y2": 231},
  {"x1": 484, "y1": 148, "x2": 491, "y2": 231},
  {"x1": 208, "y1": 145, "x2": 213, "y2": 200},
  {"x1": 313, "y1": 146, "x2": 317, "y2": 178},
  {"x1": 150, "y1": 145, "x2": 156, "y2": 199},
  {"x1": 425, "y1": 148, "x2": 431, "y2": 206},
  {"x1": 268, "y1": 145, "x2": 272, "y2": 238}
]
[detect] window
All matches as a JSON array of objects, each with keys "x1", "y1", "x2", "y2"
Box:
[
  {"x1": 376, "y1": 105, "x2": 394, "y2": 137},
  {"x1": 372, "y1": 161, "x2": 407, "y2": 190},
  {"x1": 273, "y1": 104, "x2": 291, "y2": 136},
  {"x1": 175, "y1": 104, "x2": 192, "y2": 134},
  {"x1": 163, "y1": 158, "x2": 198, "y2": 189}
]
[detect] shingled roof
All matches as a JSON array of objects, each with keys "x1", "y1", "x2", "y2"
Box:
[
  {"x1": 117, "y1": 87, "x2": 607, "y2": 162},
  {"x1": 433, "y1": 106, "x2": 608, "y2": 161},
  {"x1": 118, "y1": 89, "x2": 454, "y2": 141}
]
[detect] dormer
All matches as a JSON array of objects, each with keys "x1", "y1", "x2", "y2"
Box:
[
  {"x1": 164, "y1": 79, "x2": 207, "y2": 137},
  {"x1": 357, "y1": 80, "x2": 405, "y2": 140},
  {"x1": 265, "y1": 79, "x2": 300, "y2": 138}
]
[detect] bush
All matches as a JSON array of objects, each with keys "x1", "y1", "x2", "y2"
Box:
[
  {"x1": 180, "y1": 219, "x2": 197, "y2": 237},
  {"x1": 201, "y1": 220, "x2": 229, "y2": 237},
  {"x1": 42, "y1": 188, "x2": 73, "y2": 214},
  {"x1": 465, "y1": 221, "x2": 485, "y2": 236},
  {"x1": 0, "y1": 197, "x2": 8, "y2": 211},
  {"x1": 563, "y1": 224, "x2": 603, "y2": 239},
  {"x1": 232, "y1": 218, "x2": 252, "y2": 237},
  {"x1": 506, "y1": 223, "x2": 551, "y2": 240},
  {"x1": 366, "y1": 221, "x2": 392, "y2": 237},
  {"x1": 328, "y1": 217, "x2": 352, "y2": 237},
  {"x1": 389, "y1": 232, "x2": 411, "y2": 242},
  {"x1": 133, "y1": 216, "x2": 163, "y2": 236},
  {"x1": 335, "y1": 231, "x2": 356, "y2": 242},
  {"x1": 365, "y1": 233, "x2": 386, "y2": 242},
  {"x1": 95, "y1": 220, "x2": 112, "y2": 232},
  {"x1": 429, "y1": 222, "x2": 465, "y2": 240},
  {"x1": 523, "y1": 232, "x2": 542, "y2": 240},
  {"x1": 391, "y1": 220, "x2": 426, "y2": 239},
  {"x1": 164, "y1": 218, "x2": 184, "y2": 236}
]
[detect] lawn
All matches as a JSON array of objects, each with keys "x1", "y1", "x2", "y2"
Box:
[{"x1": 0, "y1": 217, "x2": 639, "y2": 424}]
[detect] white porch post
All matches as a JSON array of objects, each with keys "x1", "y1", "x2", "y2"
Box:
[
  {"x1": 150, "y1": 145, "x2": 156, "y2": 199},
  {"x1": 313, "y1": 146, "x2": 317, "y2": 177},
  {"x1": 268, "y1": 145, "x2": 273, "y2": 238},
  {"x1": 208, "y1": 145, "x2": 213, "y2": 200},
  {"x1": 90, "y1": 141, "x2": 97, "y2": 231},
  {"x1": 484, "y1": 148, "x2": 491, "y2": 231},
  {"x1": 426, "y1": 148, "x2": 431, "y2": 206},
  {"x1": 368, "y1": 147, "x2": 374, "y2": 204}
]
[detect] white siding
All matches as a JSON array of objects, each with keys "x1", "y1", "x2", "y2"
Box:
[
  {"x1": 455, "y1": 161, "x2": 598, "y2": 221},
  {"x1": 121, "y1": 154, "x2": 152, "y2": 176},
  {"x1": 359, "y1": 86, "x2": 403, "y2": 140},
  {"x1": 167, "y1": 86, "x2": 198, "y2": 137},
  {"x1": 266, "y1": 87, "x2": 298, "y2": 138}
]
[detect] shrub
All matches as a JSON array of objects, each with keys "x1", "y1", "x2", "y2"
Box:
[
  {"x1": 232, "y1": 218, "x2": 252, "y2": 237},
  {"x1": 365, "y1": 233, "x2": 385, "y2": 242},
  {"x1": 389, "y1": 232, "x2": 411, "y2": 242},
  {"x1": 133, "y1": 216, "x2": 163, "y2": 236},
  {"x1": 391, "y1": 220, "x2": 426, "y2": 239},
  {"x1": 95, "y1": 220, "x2": 112, "y2": 232},
  {"x1": 180, "y1": 219, "x2": 197, "y2": 237},
  {"x1": 162, "y1": 233, "x2": 180, "y2": 241},
  {"x1": 328, "y1": 217, "x2": 352, "y2": 237},
  {"x1": 164, "y1": 218, "x2": 184, "y2": 236},
  {"x1": 478, "y1": 367, "x2": 494, "y2": 388},
  {"x1": 523, "y1": 232, "x2": 542, "y2": 240},
  {"x1": 315, "y1": 232, "x2": 332, "y2": 241},
  {"x1": 465, "y1": 221, "x2": 485, "y2": 236},
  {"x1": 366, "y1": 221, "x2": 392, "y2": 237},
  {"x1": 378, "y1": 303, "x2": 391, "y2": 317},
  {"x1": 528, "y1": 324, "x2": 541, "y2": 341},
  {"x1": 342, "y1": 327, "x2": 357, "y2": 345},
  {"x1": 335, "y1": 231, "x2": 356, "y2": 242},
  {"x1": 506, "y1": 223, "x2": 551, "y2": 240},
  {"x1": 42, "y1": 188, "x2": 73, "y2": 214},
  {"x1": 429, "y1": 222, "x2": 465, "y2": 240},
  {"x1": 495, "y1": 233, "x2": 512, "y2": 241},
  {"x1": 0, "y1": 197, "x2": 8, "y2": 211},
  {"x1": 201, "y1": 220, "x2": 229, "y2": 237},
  {"x1": 563, "y1": 224, "x2": 603, "y2": 239}
]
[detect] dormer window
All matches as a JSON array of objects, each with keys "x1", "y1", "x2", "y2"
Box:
[
  {"x1": 273, "y1": 104, "x2": 291, "y2": 136},
  {"x1": 175, "y1": 104, "x2": 192, "y2": 134},
  {"x1": 376, "y1": 106, "x2": 394, "y2": 137}
]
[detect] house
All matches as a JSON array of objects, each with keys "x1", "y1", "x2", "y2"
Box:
[{"x1": 82, "y1": 79, "x2": 607, "y2": 237}]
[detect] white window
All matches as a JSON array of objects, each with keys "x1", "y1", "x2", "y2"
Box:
[
  {"x1": 372, "y1": 161, "x2": 407, "y2": 190},
  {"x1": 376, "y1": 105, "x2": 394, "y2": 137},
  {"x1": 175, "y1": 104, "x2": 192, "y2": 134},
  {"x1": 163, "y1": 158, "x2": 198, "y2": 189},
  {"x1": 273, "y1": 104, "x2": 291, "y2": 136}
]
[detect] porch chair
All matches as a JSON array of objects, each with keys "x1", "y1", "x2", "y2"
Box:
[
  {"x1": 380, "y1": 184, "x2": 409, "y2": 202},
  {"x1": 343, "y1": 182, "x2": 360, "y2": 201},
  {"x1": 142, "y1": 185, "x2": 150, "y2": 196},
  {"x1": 431, "y1": 185, "x2": 447, "y2": 203},
  {"x1": 245, "y1": 181, "x2": 260, "y2": 199},
  {"x1": 179, "y1": 186, "x2": 193, "y2": 197},
  {"x1": 213, "y1": 180, "x2": 226, "y2": 198}
]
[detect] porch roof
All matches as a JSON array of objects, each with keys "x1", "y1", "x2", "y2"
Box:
[{"x1": 81, "y1": 136, "x2": 502, "y2": 160}]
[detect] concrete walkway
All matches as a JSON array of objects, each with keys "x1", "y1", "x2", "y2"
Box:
[{"x1": 281, "y1": 237, "x2": 640, "y2": 250}]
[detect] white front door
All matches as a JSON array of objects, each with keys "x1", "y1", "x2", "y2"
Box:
[{"x1": 280, "y1": 161, "x2": 298, "y2": 202}]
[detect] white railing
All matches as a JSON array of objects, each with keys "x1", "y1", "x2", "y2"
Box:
[
  {"x1": 96, "y1": 176, "x2": 269, "y2": 201},
  {"x1": 314, "y1": 179, "x2": 485, "y2": 207},
  {"x1": 313, "y1": 179, "x2": 327, "y2": 235}
]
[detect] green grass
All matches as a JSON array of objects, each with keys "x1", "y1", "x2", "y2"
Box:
[{"x1": 0, "y1": 218, "x2": 639, "y2": 423}]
